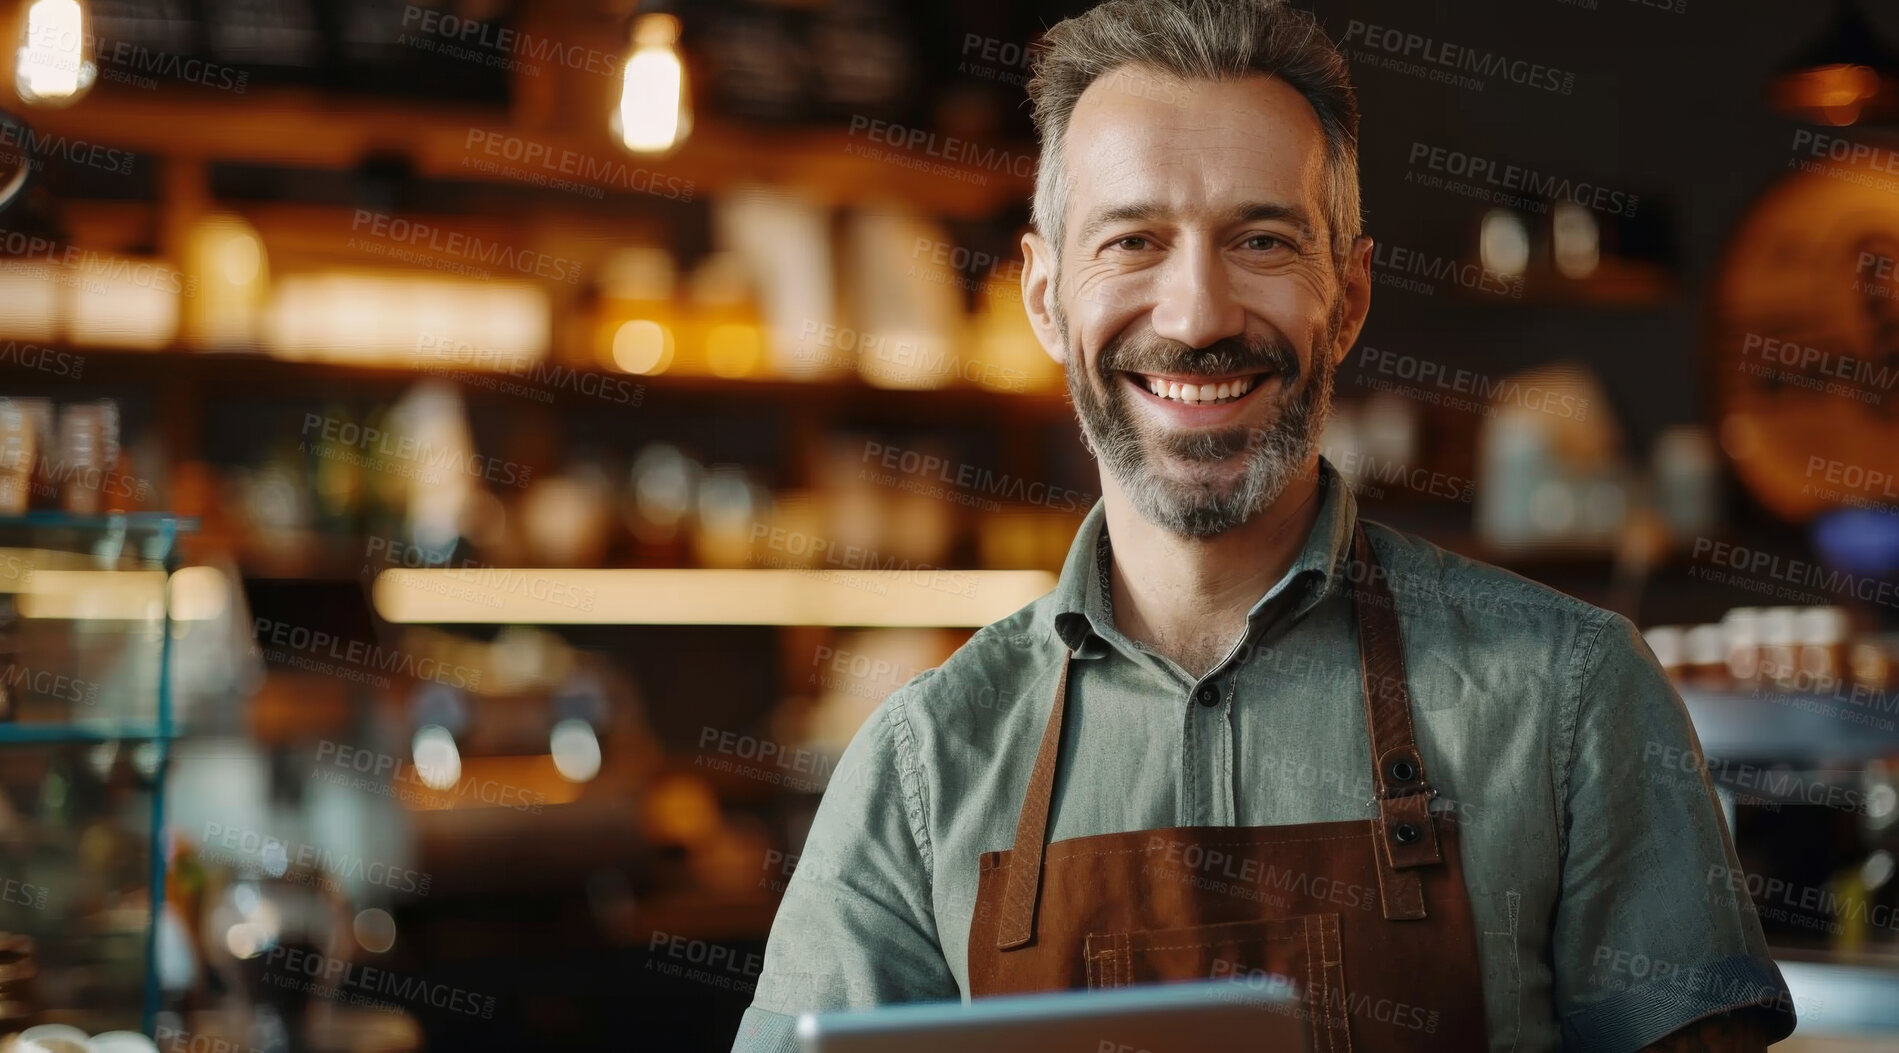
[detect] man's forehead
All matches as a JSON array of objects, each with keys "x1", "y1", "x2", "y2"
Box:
[{"x1": 1063, "y1": 67, "x2": 1327, "y2": 217}]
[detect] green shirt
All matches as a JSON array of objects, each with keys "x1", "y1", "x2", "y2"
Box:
[{"x1": 731, "y1": 459, "x2": 1793, "y2": 1053}]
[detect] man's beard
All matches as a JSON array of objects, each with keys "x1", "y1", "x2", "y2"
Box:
[{"x1": 1062, "y1": 302, "x2": 1343, "y2": 539}]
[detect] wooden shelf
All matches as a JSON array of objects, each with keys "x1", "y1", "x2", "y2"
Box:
[
  {"x1": 23, "y1": 347, "x2": 1073, "y2": 414},
  {"x1": 27, "y1": 86, "x2": 1033, "y2": 219}
]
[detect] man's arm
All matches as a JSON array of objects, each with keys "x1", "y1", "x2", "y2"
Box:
[
  {"x1": 730, "y1": 672, "x2": 960, "y2": 1053},
  {"x1": 1551, "y1": 612, "x2": 1796, "y2": 1053},
  {"x1": 1640, "y1": 1011, "x2": 1770, "y2": 1052}
]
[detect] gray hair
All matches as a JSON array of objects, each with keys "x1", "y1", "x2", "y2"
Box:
[{"x1": 1026, "y1": 0, "x2": 1363, "y2": 271}]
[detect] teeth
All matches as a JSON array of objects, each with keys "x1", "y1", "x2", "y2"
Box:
[{"x1": 1141, "y1": 374, "x2": 1258, "y2": 404}]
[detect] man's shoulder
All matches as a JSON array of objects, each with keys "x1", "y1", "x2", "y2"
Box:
[
  {"x1": 1361, "y1": 518, "x2": 1628, "y2": 676},
  {"x1": 887, "y1": 598, "x2": 1056, "y2": 708},
  {"x1": 1364, "y1": 518, "x2": 1618, "y2": 628},
  {"x1": 866, "y1": 593, "x2": 1062, "y2": 756},
  {"x1": 1361, "y1": 521, "x2": 1662, "y2": 760}
]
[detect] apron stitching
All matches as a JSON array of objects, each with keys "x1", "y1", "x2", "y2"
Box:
[
  {"x1": 981, "y1": 830, "x2": 1372, "y2": 871},
  {"x1": 1327, "y1": 917, "x2": 1346, "y2": 1053},
  {"x1": 1302, "y1": 918, "x2": 1322, "y2": 1053},
  {"x1": 1125, "y1": 935, "x2": 1292, "y2": 952},
  {"x1": 1367, "y1": 818, "x2": 1396, "y2": 914},
  {"x1": 1317, "y1": 917, "x2": 1335, "y2": 1053}
]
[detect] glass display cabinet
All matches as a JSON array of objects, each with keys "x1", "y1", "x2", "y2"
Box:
[{"x1": 0, "y1": 512, "x2": 192, "y2": 1039}]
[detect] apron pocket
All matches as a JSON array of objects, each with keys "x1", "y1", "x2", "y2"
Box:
[{"x1": 1083, "y1": 913, "x2": 1351, "y2": 1052}]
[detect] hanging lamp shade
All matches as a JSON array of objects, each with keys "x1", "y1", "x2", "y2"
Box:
[{"x1": 1767, "y1": 0, "x2": 1899, "y2": 126}]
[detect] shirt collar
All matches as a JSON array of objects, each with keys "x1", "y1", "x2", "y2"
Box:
[{"x1": 1047, "y1": 457, "x2": 1360, "y2": 658}]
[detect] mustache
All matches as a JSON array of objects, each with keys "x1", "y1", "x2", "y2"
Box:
[{"x1": 1098, "y1": 333, "x2": 1300, "y2": 383}]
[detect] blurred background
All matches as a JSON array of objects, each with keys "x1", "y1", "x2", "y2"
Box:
[{"x1": 1, "y1": 0, "x2": 1899, "y2": 1049}]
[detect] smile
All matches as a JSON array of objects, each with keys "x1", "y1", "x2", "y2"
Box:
[{"x1": 1124, "y1": 370, "x2": 1275, "y2": 407}]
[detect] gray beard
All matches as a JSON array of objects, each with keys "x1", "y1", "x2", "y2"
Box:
[{"x1": 1061, "y1": 302, "x2": 1342, "y2": 539}]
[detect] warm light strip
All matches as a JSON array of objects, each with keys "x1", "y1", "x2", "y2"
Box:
[
  {"x1": 371, "y1": 568, "x2": 1056, "y2": 626},
  {"x1": 6, "y1": 568, "x2": 226, "y2": 622},
  {"x1": 17, "y1": 570, "x2": 167, "y2": 620},
  {"x1": 264, "y1": 272, "x2": 549, "y2": 365}
]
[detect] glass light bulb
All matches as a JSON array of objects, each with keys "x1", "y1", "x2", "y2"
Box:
[
  {"x1": 1480, "y1": 208, "x2": 1530, "y2": 279},
  {"x1": 1552, "y1": 202, "x2": 1600, "y2": 280},
  {"x1": 15, "y1": 0, "x2": 95, "y2": 106},
  {"x1": 615, "y1": 14, "x2": 690, "y2": 154}
]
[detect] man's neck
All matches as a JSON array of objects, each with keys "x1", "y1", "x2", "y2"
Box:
[{"x1": 1103, "y1": 460, "x2": 1325, "y2": 679}]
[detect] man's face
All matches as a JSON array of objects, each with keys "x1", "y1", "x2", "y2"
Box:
[{"x1": 1022, "y1": 67, "x2": 1372, "y2": 538}]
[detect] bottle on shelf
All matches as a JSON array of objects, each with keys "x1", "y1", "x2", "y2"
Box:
[
  {"x1": 0, "y1": 401, "x2": 34, "y2": 516},
  {"x1": 1796, "y1": 606, "x2": 1851, "y2": 695},
  {"x1": 1722, "y1": 608, "x2": 1764, "y2": 689},
  {"x1": 1758, "y1": 607, "x2": 1799, "y2": 690},
  {"x1": 1683, "y1": 624, "x2": 1730, "y2": 691},
  {"x1": 1851, "y1": 638, "x2": 1896, "y2": 694},
  {"x1": 55, "y1": 402, "x2": 117, "y2": 517},
  {"x1": 1643, "y1": 625, "x2": 1685, "y2": 681}
]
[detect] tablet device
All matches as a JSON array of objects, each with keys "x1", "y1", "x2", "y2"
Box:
[{"x1": 796, "y1": 978, "x2": 1313, "y2": 1053}]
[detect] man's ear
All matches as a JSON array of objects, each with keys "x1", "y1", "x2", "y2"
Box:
[
  {"x1": 1020, "y1": 230, "x2": 1065, "y2": 365},
  {"x1": 1332, "y1": 235, "x2": 1374, "y2": 367}
]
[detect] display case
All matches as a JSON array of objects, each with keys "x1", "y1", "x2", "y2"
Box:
[
  {"x1": 1678, "y1": 686, "x2": 1899, "y2": 1046},
  {"x1": 0, "y1": 513, "x2": 193, "y2": 1038}
]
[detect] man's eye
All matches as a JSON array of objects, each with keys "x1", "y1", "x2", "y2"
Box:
[
  {"x1": 1110, "y1": 236, "x2": 1150, "y2": 251},
  {"x1": 1243, "y1": 234, "x2": 1290, "y2": 252}
]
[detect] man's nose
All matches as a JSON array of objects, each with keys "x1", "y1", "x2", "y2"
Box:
[{"x1": 1147, "y1": 250, "x2": 1246, "y2": 351}]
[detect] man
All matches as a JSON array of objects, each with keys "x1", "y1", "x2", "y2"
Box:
[{"x1": 731, "y1": 1, "x2": 1795, "y2": 1050}]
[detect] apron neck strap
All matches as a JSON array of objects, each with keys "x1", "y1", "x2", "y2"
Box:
[
  {"x1": 1350, "y1": 524, "x2": 1444, "y2": 920},
  {"x1": 994, "y1": 651, "x2": 1073, "y2": 949},
  {"x1": 995, "y1": 521, "x2": 1441, "y2": 951}
]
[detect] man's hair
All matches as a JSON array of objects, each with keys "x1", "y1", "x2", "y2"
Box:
[{"x1": 1026, "y1": 0, "x2": 1362, "y2": 272}]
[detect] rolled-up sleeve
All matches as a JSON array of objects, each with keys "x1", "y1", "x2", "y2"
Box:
[
  {"x1": 1551, "y1": 612, "x2": 1797, "y2": 1052},
  {"x1": 730, "y1": 670, "x2": 959, "y2": 1053}
]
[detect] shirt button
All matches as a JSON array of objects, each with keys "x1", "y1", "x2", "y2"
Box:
[{"x1": 1194, "y1": 683, "x2": 1220, "y2": 707}]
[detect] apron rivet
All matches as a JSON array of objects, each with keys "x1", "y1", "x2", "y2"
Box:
[
  {"x1": 1392, "y1": 821, "x2": 1422, "y2": 845},
  {"x1": 1388, "y1": 757, "x2": 1418, "y2": 783}
]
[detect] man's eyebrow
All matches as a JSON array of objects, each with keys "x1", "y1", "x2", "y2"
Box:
[
  {"x1": 1075, "y1": 203, "x2": 1169, "y2": 247},
  {"x1": 1229, "y1": 203, "x2": 1316, "y2": 245},
  {"x1": 1074, "y1": 201, "x2": 1318, "y2": 247}
]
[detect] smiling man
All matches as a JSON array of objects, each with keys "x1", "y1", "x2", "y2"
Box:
[{"x1": 730, "y1": 2, "x2": 1795, "y2": 1051}]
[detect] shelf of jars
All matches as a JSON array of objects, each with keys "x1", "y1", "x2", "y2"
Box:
[{"x1": 1648, "y1": 610, "x2": 1899, "y2": 760}]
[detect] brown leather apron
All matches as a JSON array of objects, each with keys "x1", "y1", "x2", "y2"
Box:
[{"x1": 968, "y1": 525, "x2": 1489, "y2": 1051}]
